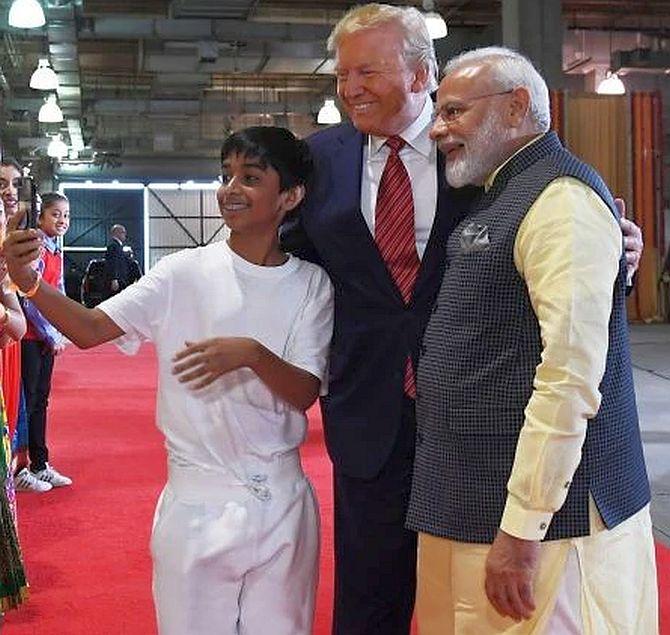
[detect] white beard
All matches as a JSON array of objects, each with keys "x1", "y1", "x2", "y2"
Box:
[{"x1": 444, "y1": 110, "x2": 514, "y2": 188}]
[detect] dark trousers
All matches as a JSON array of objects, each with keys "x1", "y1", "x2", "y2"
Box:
[
  {"x1": 332, "y1": 398, "x2": 417, "y2": 635},
  {"x1": 21, "y1": 339, "x2": 55, "y2": 472}
]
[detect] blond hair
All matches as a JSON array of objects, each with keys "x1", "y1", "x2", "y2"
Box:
[{"x1": 328, "y1": 3, "x2": 438, "y2": 92}]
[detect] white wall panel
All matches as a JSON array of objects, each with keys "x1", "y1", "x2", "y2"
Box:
[{"x1": 148, "y1": 185, "x2": 227, "y2": 268}]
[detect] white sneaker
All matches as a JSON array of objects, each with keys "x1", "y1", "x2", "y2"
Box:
[
  {"x1": 14, "y1": 467, "x2": 53, "y2": 493},
  {"x1": 34, "y1": 464, "x2": 72, "y2": 488}
]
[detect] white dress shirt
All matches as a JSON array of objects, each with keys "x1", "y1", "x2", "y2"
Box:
[{"x1": 360, "y1": 97, "x2": 437, "y2": 259}]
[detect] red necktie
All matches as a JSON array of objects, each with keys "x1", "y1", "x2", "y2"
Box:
[{"x1": 375, "y1": 135, "x2": 420, "y2": 397}]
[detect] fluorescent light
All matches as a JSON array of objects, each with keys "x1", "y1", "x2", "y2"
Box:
[
  {"x1": 596, "y1": 71, "x2": 625, "y2": 95},
  {"x1": 147, "y1": 183, "x2": 180, "y2": 190},
  {"x1": 424, "y1": 12, "x2": 448, "y2": 39},
  {"x1": 47, "y1": 135, "x2": 68, "y2": 159},
  {"x1": 317, "y1": 99, "x2": 341, "y2": 125},
  {"x1": 38, "y1": 94, "x2": 63, "y2": 123},
  {"x1": 8, "y1": 0, "x2": 45, "y2": 28},
  {"x1": 62, "y1": 182, "x2": 144, "y2": 190},
  {"x1": 30, "y1": 58, "x2": 58, "y2": 90},
  {"x1": 180, "y1": 181, "x2": 219, "y2": 190}
]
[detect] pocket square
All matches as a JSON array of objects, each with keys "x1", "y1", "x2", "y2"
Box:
[{"x1": 459, "y1": 222, "x2": 490, "y2": 253}]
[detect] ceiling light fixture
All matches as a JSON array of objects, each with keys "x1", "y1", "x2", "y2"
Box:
[
  {"x1": 422, "y1": 0, "x2": 448, "y2": 40},
  {"x1": 30, "y1": 58, "x2": 59, "y2": 90},
  {"x1": 8, "y1": 0, "x2": 46, "y2": 29},
  {"x1": 38, "y1": 94, "x2": 63, "y2": 123},
  {"x1": 596, "y1": 70, "x2": 625, "y2": 95},
  {"x1": 317, "y1": 98, "x2": 341, "y2": 125},
  {"x1": 597, "y1": 28, "x2": 625, "y2": 96},
  {"x1": 47, "y1": 134, "x2": 68, "y2": 159}
]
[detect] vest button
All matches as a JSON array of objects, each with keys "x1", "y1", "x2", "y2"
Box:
[
  {"x1": 539, "y1": 522, "x2": 547, "y2": 530},
  {"x1": 419, "y1": 343, "x2": 426, "y2": 355},
  {"x1": 431, "y1": 303, "x2": 439, "y2": 313},
  {"x1": 416, "y1": 432, "x2": 423, "y2": 445}
]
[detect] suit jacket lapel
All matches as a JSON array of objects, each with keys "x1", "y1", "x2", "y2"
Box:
[
  {"x1": 329, "y1": 125, "x2": 365, "y2": 227},
  {"x1": 328, "y1": 125, "x2": 405, "y2": 301}
]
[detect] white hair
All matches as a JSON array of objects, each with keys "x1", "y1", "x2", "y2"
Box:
[
  {"x1": 443, "y1": 46, "x2": 551, "y2": 133},
  {"x1": 328, "y1": 3, "x2": 438, "y2": 93}
]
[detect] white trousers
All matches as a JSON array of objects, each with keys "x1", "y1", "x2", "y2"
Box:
[
  {"x1": 417, "y1": 503, "x2": 658, "y2": 634},
  {"x1": 151, "y1": 452, "x2": 320, "y2": 635}
]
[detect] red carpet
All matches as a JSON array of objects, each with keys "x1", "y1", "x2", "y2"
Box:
[{"x1": 3, "y1": 344, "x2": 669, "y2": 634}]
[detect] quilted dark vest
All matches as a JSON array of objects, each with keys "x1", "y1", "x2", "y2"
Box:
[{"x1": 407, "y1": 132, "x2": 650, "y2": 543}]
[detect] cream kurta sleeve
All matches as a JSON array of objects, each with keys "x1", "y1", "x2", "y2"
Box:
[{"x1": 499, "y1": 176, "x2": 623, "y2": 541}]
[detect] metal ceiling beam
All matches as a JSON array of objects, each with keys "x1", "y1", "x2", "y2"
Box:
[
  {"x1": 89, "y1": 98, "x2": 319, "y2": 115},
  {"x1": 80, "y1": 17, "x2": 332, "y2": 42},
  {"x1": 170, "y1": 0, "x2": 259, "y2": 20},
  {"x1": 45, "y1": 3, "x2": 84, "y2": 155},
  {"x1": 5, "y1": 96, "x2": 319, "y2": 117}
]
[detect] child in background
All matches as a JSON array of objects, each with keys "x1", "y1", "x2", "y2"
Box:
[
  {"x1": 14, "y1": 192, "x2": 71, "y2": 492},
  {"x1": 3, "y1": 127, "x2": 334, "y2": 634}
]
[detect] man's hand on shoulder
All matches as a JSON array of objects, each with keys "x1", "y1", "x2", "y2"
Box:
[
  {"x1": 484, "y1": 529, "x2": 540, "y2": 622},
  {"x1": 615, "y1": 198, "x2": 643, "y2": 280}
]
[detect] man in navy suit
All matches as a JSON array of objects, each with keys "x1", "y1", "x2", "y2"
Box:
[
  {"x1": 282, "y1": 6, "x2": 473, "y2": 633},
  {"x1": 282, "y1": 5, "x2": 644, "y2": 634}
]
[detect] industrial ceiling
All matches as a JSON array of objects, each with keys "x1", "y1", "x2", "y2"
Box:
[{"x1": 0, "y1": 0, "x2": 668, "y2": 178}]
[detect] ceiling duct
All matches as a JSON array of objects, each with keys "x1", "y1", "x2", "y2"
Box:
[
  {"x1": 45, "y1": 4, "x2": 83, "y2": 154},
  {"x1": 612, "y1": 47, "x2": 670, "y2": 74},
  {"x1": 169, "y1": 0, "x2": 258, "y2": 20}
]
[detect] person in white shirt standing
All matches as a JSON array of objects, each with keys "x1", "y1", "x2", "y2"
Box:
[{"x1": 3, "y1": 126, "x2": 334, "y2": 635}]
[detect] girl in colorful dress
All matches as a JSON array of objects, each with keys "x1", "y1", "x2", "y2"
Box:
[
  {"x1": 0, "y1": 159, "x2": 30, "y2": 491},
  {"x1": 0, "y1": 193, "x2": 29, "y2": 615}
]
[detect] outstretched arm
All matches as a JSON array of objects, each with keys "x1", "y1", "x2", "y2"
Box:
[
  {"x1": 3, "y1": 226, "x2": 123, "y2": 348},
  {"x1": 172, "y1": 337, "x2": 320, "y2": 412}
]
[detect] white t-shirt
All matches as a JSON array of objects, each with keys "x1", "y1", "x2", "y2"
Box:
[{"x1": 98, "y1": 241, "x2": 334, "y2": 475}]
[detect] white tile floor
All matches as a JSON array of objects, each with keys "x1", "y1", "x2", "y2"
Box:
[{"x1": 630, "y1": 324, "x2": 670, "y2": 545}]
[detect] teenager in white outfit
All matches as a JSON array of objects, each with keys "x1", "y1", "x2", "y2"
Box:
[{"x1": 2, "y1": 126, "x2": 334, "y2": 635}]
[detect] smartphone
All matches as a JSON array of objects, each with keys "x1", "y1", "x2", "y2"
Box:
[{"x1": 17, "y1": 175, "x2": 38, "y2": 230}]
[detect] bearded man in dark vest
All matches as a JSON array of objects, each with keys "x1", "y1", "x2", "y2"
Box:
[{"x1": 407, "y1": 46, "x2": 657, "y2": 634}]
